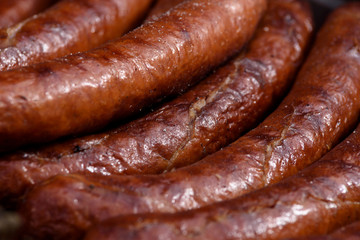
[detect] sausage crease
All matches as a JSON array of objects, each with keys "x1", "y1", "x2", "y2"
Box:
[
  {"x1": 289, "y1": 221, "x2": 360, "y2": 240},
  {"x1": 19, "y1": 1, "x2": 315, "y2": 239},
  {"x1": 0, "y1": 0, "x2": 155, "y2": 71},
  {"x1": 0, "y1": 0, "x2": 55, "y2": 28},
  {"x1": 0, "y1": 0, "x2": 266, "y2": 152},
  {"x1": 84, "y1": 122, "x2": 360, "y2": 240},
  {"x1": 147, "y1": 0, "x2": 187, "y2": 21},
  {"x1": 0, "y1": 0, "x2": 301, "y2": 201}
]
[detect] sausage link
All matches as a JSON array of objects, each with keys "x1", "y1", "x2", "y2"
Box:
[
  {"x1": 0, "y1": 0, "x2": 155, "y2": 71},
  {"x1": 0, "y1": 0, "x2": 305, "y2": 202},
  {"x1": 0, "y1": 0, "x2": 56, "y2": 28},
  {"x1": 18, "y1": 1, "x2": 314, "y2": 239},
  {"x1": 0, "y1": 0, "x2": 266, "y2": 152},
  {"x1": 146, "y1": 0, "x2": 187, "y2": 21},
  {"x1": 83, "y1": 122, "x2": 360, "y2": 240},
  {"x1": 289, "y1": 221, "x2": 360, "y2": 240}
]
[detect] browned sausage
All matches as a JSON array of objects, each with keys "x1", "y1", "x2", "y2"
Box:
[
  {"x1": 0, "y1": 0, "x2": 155, "y2": 71},
  {"x1": 0, "y1": 0, "x2": 306, "y2": 202},
  {"x1": 83, "y1": 122, "x2": 360, "y2": 240},
  {"x1": 289, "y1": 221, "x2": 360, "y2": 240},
  {"x1": 0, "y1": 0, "x2": 266, "y2": 152},
  {"x1": 18, "y1": 1, "x2": 317, "y2": 239},
  {"x1": 0, "y1": 0, "x2": 56, "y2": 28},
  {"x1": 146, "y1": 0, "x2": 187, "y2": 21}
]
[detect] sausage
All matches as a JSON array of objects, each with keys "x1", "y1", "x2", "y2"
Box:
[
  {"x1": 0, "y1": 0, "x2": 55, "y2": 28},
  {"x1": 0, "y1": 0, "x2": 155, "y2": 72},
  {"x1": 19, "y1": 0, "x2": 316, "y2": 239},
  {"x1": 289, "y1": 221, "x2": 360, "y2": 240},
  {"x1": 146, "y1": 0, "x2": 187, "y2": 21},
  {"x1": 83, "y1": 123, "x2": 360, "y2": 240},
  {"x1": 0, "y1": 0, "x2": 306, "y2": 202},
  {"x1": 0, "y1": 0, "x2": 266, "y2": 152}
]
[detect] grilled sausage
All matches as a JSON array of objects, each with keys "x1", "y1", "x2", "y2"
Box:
[
  {"x1": 0, "y1": 0, "x2": 55, "y2": 28},
  {"x1": 0, "y1": 0, "x2": 155, "y2": 71},
  {"x1": 289, "y1": 221, "x2": 360, "y2": 240},
  {"x1": 146, "y1": 0, "x2": 187, "y2": 21},
  {"x1": 0, "y1": 0, "x2": 266, "y2": 152},
  {"x1": 0, "y1": 0, "x2": 306, "y2": 202},
  {"x1": 84, "y1": 122, "x2": 360, "y2": 240},
  {"x1": 18, "y1": 1, "x2": 317, "y2": 239}
]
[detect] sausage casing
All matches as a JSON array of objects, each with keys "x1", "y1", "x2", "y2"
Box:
[
  {"x1": 0, "y1": 0, "x2": 266, "y2": 152},
  {"x1": 0, "y1": 0, "x2": 155, "y2": 71},
  {"x1": 19, "y1": 1, "x2": 316, "y2": 239},
  {"x1": 0, "y1": 0, "x2": 304, "y2": 201},
  {"x1": 84, "y1": 123, "x2": 360, "y2": 240}
]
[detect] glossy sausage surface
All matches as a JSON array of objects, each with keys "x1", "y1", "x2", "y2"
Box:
[
  {"x1": 0, "y1": 0, "x2": 55, "y2": 28},
  {"x1": 289, "y1": 221, "x2": 360, "y2": 240},
  {"x1": 0, "y1": 0, "x2": 302, "y2": 202},
  {"x1": 0, "y1": 0, "x2": 266, "y2": 152},
  {"x1": 0, "y1": 0, "x2": 155, "y2": 71},
  {"x1": 84, "y1": 122, "x2": 360, "y2": 240},
  {"x1": 19, "y1": 1, "x2": 315, "y2": 239},
  {"x1": 146, "y1": 0, "x2": 187, "y2": 21}
]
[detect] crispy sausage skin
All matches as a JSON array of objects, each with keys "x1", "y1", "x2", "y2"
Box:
[
  {"x1": 18, "y1": 1, "x2": 315, "y2": 239},
  {"x1": 0, "y1": 0, "x2": 266, "y2": 152},
  {"x1": 0, "y1": 0, "x2": 155, "y2": 71},
  {"x1": 0, "y1": 0, "x2": 55, "y2": 28},
  {"x1": 84, "y1": 123, "x2": 360, "y2": 240},
  {"x1": 0, "y1": 0, "x2": 306, "y2": 201},
  {"x1": 147, "y1": 0, "x2": 187, "y2": 21}
]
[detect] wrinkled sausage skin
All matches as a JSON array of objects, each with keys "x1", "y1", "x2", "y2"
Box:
[
  {"x1": 0, "y1": 0, "x2": 303, "y2": 202},
  {"x1": 19, "y1": 1, "x2": 318, "y2": 239},
  {"x1": 0, "y1": 0, "x2": 155, "y2": 71},
  {"x1": 84, "y1": 123, "x2": 360, "y2": 240},
  {"x1": 0, "y1": 0, "x2": 266, "y2": 152}
]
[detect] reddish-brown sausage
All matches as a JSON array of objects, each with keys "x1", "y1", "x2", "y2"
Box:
[
  {"x1": 83, "y1": 122, "x2": 360, "y2": 240},
  {"x1": 289, "y1": 221, "x2": 360, "y2": 240},
  {"x1": 0, "y1": 0, "x2": 306, "y2": 202},
  {"x1": 0, "y1": 0, "x2": 155, "y2": 71},
  {"x1": 0, "y1": 0, "x2": 55, "y2": 28},
  {"x1": 18, "y1": 1, "x2": 317, "y2": 239},
  {"x1": 0, "y1": 0, "x2": 266, "y2": 152},
  {"x1": 146, "y1": 0, "x2": 187, "y2": 21}
]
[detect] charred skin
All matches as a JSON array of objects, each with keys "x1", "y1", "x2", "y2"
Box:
[
  {"x1": 0, "y1": 0, "x2": 155, "y2": 71},
  {"x1": 0, "y1": 0, "x2": 55, "y2": 28},
  {"x1": 0, "y1": 0, "x2": 266, "y2": 151},
  {"x1": 18, "y1": 1, "x2": 316, "y2": 239},
  {"x1": 0, "y1": 0, "x2": 307, "y2": 201},
  {"x1": 84, "y1": 123, "x2": 360, "y2": 240}
]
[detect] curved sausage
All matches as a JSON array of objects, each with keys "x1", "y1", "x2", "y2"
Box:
[
  {"x1": 0, "y1": 0, "x2": 155, "y2": 71},
  {"x1": 84, "y1": 123, "x2": 360, "y2": 240},
  {"x1": 18, "y1": 0, "x2": 315, "y2": 239},
  {"x1": 0, "y1": 0, "x2": 266, "y2": 152},
  {"x1": 0, "y1": 0, "x2": 305, "y2": 202},
  {"x1": 0, "y1": 0, "x2": 56, "y2": 28},
  {"x1": 146, "y1": 0, "x2": 187, "y2": 21}
]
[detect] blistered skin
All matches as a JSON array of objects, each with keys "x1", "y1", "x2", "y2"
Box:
[
  {"x1": 0, "y1": 0, "x2": 308, "y2": 201},
  {"x1": 19, "y1": 1, "x2": 314, "y2": 238},
  {"x1": 289, "y1": 221, "x2": 360, "y2": 240},
  {"x1": 0, "y1": 0, "x2": 55, "y2": 28},
  {"x1": 84, "y1": 124, "x2": 360, "y2": 240},
  {"x1": 0, "y1": 0, "x2": 155, "y2": 71},
  {"x1": 0, "y1": 0, "x2": 266, "y2": 152},
  {"x1": 146, "y1": 0, "x2": 187, "y2": 21}
]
